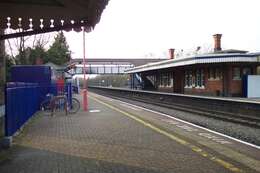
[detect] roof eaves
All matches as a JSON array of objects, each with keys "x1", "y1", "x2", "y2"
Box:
[{"x1": 125, "y1": 53, "x2": 260, "y2": 74}]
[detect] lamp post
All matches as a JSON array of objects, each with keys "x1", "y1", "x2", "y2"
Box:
[{"x1": 82, "y1": 27, "x2": 88, "y2": 111}]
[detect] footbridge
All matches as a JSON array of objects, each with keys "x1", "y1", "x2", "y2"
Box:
[{"x1": 68, "y1": 58, "x2": 166, "y2": 75}]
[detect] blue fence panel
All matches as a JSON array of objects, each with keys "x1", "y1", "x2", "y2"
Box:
[
  {"x1": 5, "y1": 81, "x2": 72, "y2": 137},
  {"x1": 49, "y1": 82, "x2": 58, "y2": 96},
  {"x1": 36, "y1": 83, "x2": 58, "y2": 106},
  {"x1": 5, "y1": 83, "x2": 40, "y2": 137},
  {"x1": 11, "y1": 65, "x2": 52, "y2": 84}
]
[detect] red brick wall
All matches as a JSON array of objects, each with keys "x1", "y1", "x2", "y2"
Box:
[
  {"x1": 230, "y1": 80, "x2": 242, "y2": 96},
  {"x1": 226, "y1": 66, "x2": 242, "y2": 96},
  {"x1": 174, "y1": 69, "x2": 184, "y2": 93},
  {"x1": 184, "y1": 88, "x2": 211, "y2": 95},
  {"x1": 154, "y1": 64, "x2": 259, "y2": 97},
  {"x1": 158, "y1": 87, "x2": 173, "y2": 93},
  {"x1": 183, "y1": 67, "x2": 223, "y2": 96},
  {"x1": 206, "y1": 80, "x2": 223, "y2": 95},
  {"x1": 204, "y1": 68, "x2": 223, "y2": 95},
  {"x1": 186, "y1": 66, "x2": 245, "y2": 96}
]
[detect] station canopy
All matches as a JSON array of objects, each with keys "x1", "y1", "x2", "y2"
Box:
[{"x1": 0, "y1": 0, "x2": 109, "y2": 40}]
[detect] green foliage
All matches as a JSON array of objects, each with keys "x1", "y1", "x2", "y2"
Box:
[
  {"x1": 15, "y1": 50, "x2": 27, "y2": 65},
  {"x1": 6, "y1": 54, "x2": 15, "y2": 81},
  {"x1": 46, "y1": 32, "x2": 71, "y2": 65},
  {"x1": 28, "y1": 44, "x2": 47, "y2": 64},
  {"x1": 13, "y1": 32, "x2": 70, "y2": 66}
]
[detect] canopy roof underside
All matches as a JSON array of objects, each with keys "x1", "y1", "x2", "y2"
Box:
[{"x1": 0, "y1": 0, "x2": 109, "y2": 39}]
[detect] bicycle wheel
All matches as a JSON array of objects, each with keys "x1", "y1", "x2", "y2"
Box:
[
  {"x1": 40, "y1": 99, "x2": 52, "y2": 115},
  {"x1": 68, "y1": 98, "x2": 80, "y2": 114},
  {"x1": 40, "y1": 99, "x2": 51, "y2": 111}
]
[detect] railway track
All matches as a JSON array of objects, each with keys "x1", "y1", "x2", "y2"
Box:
[
  {"x1": 89, "y1": 88, "x2": 260, "y2": 129},
  {"x1": 130, "y1": 96, "x2": 260, "y2": 128}
]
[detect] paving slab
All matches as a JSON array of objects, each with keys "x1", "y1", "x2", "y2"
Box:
[{"x1": 0, "y1": 93, "x2": 258, "y2": 173}]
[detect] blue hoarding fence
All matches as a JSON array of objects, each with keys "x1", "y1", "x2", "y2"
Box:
[
  {"x1": 5, "y1": 83, "x2": 40, "y2": 137},
  {"x1": 37, "y1": 82, "x2": 58, "y2": 104},
  {"x1": 5, "y1": 81, "x2": 73, "y2": 137},
  {"x1": 11, "y1": 65, "x2": 52, "y2": 85}
]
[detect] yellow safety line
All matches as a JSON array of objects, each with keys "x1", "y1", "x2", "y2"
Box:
[{"x1": 89, "y1": 95, "x2": 243, "y2": 173}]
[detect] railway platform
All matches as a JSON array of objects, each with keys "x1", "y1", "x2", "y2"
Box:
[{"x1": 0, "y1": 92, "x2": 259, "y2": 173}]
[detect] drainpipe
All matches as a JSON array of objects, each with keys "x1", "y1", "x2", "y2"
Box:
[{"x1": 222, "y1": 64, "x2": 228, "y2": 97}]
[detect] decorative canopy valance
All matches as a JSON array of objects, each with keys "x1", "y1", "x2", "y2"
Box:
[{"x1": 0, "y1": 0, "x2": 109, "y2": 40}]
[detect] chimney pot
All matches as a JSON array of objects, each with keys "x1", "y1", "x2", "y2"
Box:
[
  {"x1": 169, "y1": 48, "x2": 175, "y2": 59},
  {"x1": 213, "y1": 34, "x2": 222, "y2": 52}
]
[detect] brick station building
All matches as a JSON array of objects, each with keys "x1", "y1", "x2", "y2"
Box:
[{"x1": 126, "y1": 34, "x2": 260, "y2": 97}]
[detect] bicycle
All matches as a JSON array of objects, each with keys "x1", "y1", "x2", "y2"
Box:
[{"x1": 40, "y1": 93, "x2": 80, "y2": 116}]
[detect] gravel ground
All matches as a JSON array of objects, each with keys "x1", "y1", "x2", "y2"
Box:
[{"x1": 99, "y1": 93, "x2": 260, "y2": 146}]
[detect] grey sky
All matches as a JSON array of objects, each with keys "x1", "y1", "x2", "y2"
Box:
[{"x1": 65, "y1": 0, "x2": 260, "y2": 58}]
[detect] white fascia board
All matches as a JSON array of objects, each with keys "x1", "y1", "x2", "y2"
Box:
[{"x1": 125, "y1": 57, "x2": 259, "y2": 74}]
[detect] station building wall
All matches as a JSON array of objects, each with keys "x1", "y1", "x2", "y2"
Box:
[
  {"x1": 183, "y1": 65, "x2": 223, "y2": 96},
  {"x1": 150, "y1": 63, "x2": 260, "y2": 97}
]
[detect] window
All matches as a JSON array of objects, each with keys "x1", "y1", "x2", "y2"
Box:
[
  {"x1": 196, "y1": 69, "x2": 200, "y2": 86},
  {"x1": 215, "y1": 68, "x2": 221, "y2": 79},
  {"x1": 209, "y1": 68, "x2": 215, "y2": 79},
  {"x1": 189, "y1": 71, "x2": 193, "y2": 86},
  {"x1": 160, "y1": 74, "x2": 163, "y2": 86},
  {"x1": 195, "y1": 69, "x2": 204, "y2": 87},
  {"x1": 185, "y1": 70, "x2": 192, "y2": 87},
  {"x1": 232, "y1": 67, "x2": 241, "y2": 80},
  {"x1": 242, "y1": 67, "x2": 251, "y2": 75},
  {"x1": 208, "y1": 67, "x2": 221, "y2": 80},
  {"x1": 170, "y1": 73, "x2": 174, "y2": 86},
  {"x1": 201, "y1": 69, "x2": 205, "y2": 86},
  {"x1": 166, "y1": 73, "x2": 170, "y2": 86},
  {"x1": 257, "y1": 66, "x2": 260, "y2": 75},
  {"x1": 185, "y1": 69, "x2": 204, "y2": 88},
  {"x1": 159, "y1": 72, "x2": 173, "y2": 87},
  {"x1": 163, "y1": 74, "x2": 168, "y2": 86}
]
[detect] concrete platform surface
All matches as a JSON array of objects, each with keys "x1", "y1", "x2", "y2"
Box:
[{"x1": 0, "y1": 92, "x2": 259, "y2": 173}]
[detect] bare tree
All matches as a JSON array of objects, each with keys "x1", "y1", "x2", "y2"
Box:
[
  {"x1": 5, "y1": 29, "x2": 51, "y2": 64},
  {"x1": 32, "y1": 33, "x2": 50, "y2": 48},
  {"x1": 200, "y1": 43, "x2": 214, "y2": 54}
]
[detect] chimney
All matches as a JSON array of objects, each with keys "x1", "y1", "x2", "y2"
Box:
[
  {"x1": 169, "y1": 48, "x2": 175, "y2": 59},
  {"x1": 213, "y1": 34, "x2": 222, "y2": 52}
]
